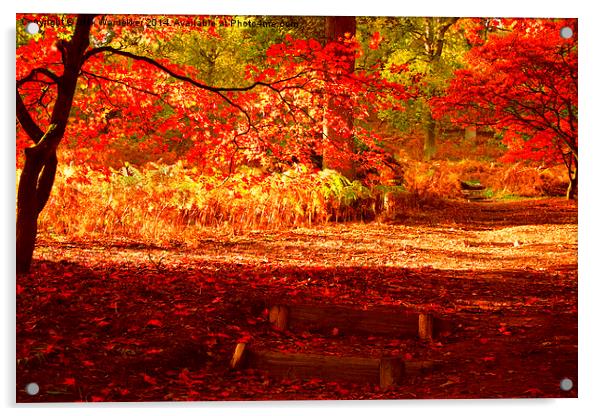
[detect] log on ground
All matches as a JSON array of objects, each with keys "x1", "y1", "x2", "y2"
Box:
[
  {"x1": 230, "y1": 343, "x2": 433, "y2": 389},
  {"x1": 269, "y1": 304, "x2": 446, "y2": 339}
]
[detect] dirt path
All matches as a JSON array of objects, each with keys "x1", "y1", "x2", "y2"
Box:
[{"x1": 17, "y1": 198, "x2": 577, "y2": 401}]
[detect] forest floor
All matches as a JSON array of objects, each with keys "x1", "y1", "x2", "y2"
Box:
[{"x1": 16, "y1": 197, "x2": 578, "y2": 402}]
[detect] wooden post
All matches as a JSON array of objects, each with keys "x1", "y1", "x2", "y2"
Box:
[
  {"x1": 379, "y1": 357, "x2": 405, "y2": 389},
  {"x1": 268, "y1": 305, "x2": 289, "y2": 331},
  {"x1": 230, "y1": 342, "x2": 247, "y2": 369},
  {"x1": 418, "y1": 314, "x2": 434, "y2": 341}
]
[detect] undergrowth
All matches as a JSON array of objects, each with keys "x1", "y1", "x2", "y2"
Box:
[
  {"x1": 30, "y1": 159, "x2": 568, "y2": 245},
  {"x1": 402, "y1": 159, "x2": 568, "y2": 201},
  {"x1": 35, "y1": 162, "x2": 402, "y2": 244}
]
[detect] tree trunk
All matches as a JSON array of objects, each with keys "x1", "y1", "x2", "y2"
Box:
[
  {"x1": 423, "y1": 109, "x2": 437, "y2": 161},
  {"x1": 421, "y1": 17, "x2": 458, "y2": 161},
  {"x1": 16, "y1": 146, "x2": 58, "y2": 273},
  {"x1": 16, "y1": 14, "x2": 95, "y2": 273},
  {"x1": 566, "y1": 157, "x2": 578, "y2": 200},
  {"x1": 322, "y1": 16, "x2": 356, "y2": 179},
  {"x1": 464, "y1": 125, "x2": 477, "y2": 141}
]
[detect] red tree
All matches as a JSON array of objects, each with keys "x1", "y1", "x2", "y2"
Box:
[
  {"x1": 433, "y1": 18, "x2": 577, "y2": 198},
  {"x1": 16, "y1": 14, "x2": 408, "y2": 273}
]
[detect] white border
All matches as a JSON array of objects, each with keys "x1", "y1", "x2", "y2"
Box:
[
  {"x1": 12, "y1": 0, "x2": 583, "y2": 17},
  {"x1": 4, "y1": 1, "x2": 601, "y2": 415}
]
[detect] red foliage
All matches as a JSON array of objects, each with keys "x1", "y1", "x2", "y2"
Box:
[
  {"x1": 16, "y1": 14, "x2": 410, "y2": 179},
  {"x1": 433, "y1": 18, "x2": 577, "y2": 167}
]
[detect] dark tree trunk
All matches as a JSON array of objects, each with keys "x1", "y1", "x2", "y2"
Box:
[
  {"x1": 322, "y1": 16, "x2": 357, "y2": 180},
  {"x1": 16, "y1": 145, "x2": 58, "y2": 273},
  {"x1": 16, "y1": 14, "x2": 95, "y2": 273}
]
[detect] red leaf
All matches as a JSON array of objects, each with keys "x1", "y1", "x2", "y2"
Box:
[
  {"x1": 369, "y1": 32, "x2": 382, "y2": 50},
  {"x1": 146, "y1": 319, "x2": 163, "y2": 327},
  {"x1": 524, "y1": 388, "x2": 544, "y2": 396},
  {"x1": 306, "y1": 378, "x2": 323, "y2": 384},
  {"x1": 178, "y1": 368, "x2": 191, "y2": 384},
  {"x1": 63, "y1": 377, "x2": 76, "y2": 386},
  {"x1": 142, "y1": 373, "x2": 157, "y2": 385}
]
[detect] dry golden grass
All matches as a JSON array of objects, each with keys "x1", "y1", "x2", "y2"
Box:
[{"x1": 28, "y1": 160, "x2": 568, "y2": 245}]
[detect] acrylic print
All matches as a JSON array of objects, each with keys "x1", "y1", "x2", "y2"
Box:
[{"x1": 16, "y1": 14, "x2": 577, "y2": 401}]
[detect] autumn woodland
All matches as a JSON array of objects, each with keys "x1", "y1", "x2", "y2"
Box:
[{"x1": 16, "y1": 15, "x2": 577, "y2": 401}]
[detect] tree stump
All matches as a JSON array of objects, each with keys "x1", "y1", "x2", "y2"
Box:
[{"x1": 268, "y1": 305, "x2": 289, "y2": 331}]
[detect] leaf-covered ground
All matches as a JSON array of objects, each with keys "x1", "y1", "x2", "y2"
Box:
[{"x1": 16, "y1": 198, "x2": 577, "y2": 402}]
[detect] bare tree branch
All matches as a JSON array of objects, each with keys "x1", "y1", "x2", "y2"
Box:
[
  {"x1": 16, "y1": 91, "x2": 44, "y2": 143},
  {"x1": 17, "y1": 67, "x2": 61, "y2": 88},
  {"x1": 83, "y1": 46, "x2": 275, "y2": 93}
]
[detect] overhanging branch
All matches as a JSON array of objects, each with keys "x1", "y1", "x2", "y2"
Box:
[
  {"x1": 83, "y1": 46, "x2": 274, "y2": 94},
  {"x1": 81, "y1": 46, "x2": 321, "y2": 135}
]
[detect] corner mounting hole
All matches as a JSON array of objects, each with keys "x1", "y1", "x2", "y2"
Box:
[
  {"x1": 560, "y1": 377, "x2": 573, "y2": 391},
  {"x1": 25, "y1": 382, "x2": 40, "y2": 395},
  {"x1": 25, "y1": 22, "x2": 40, "y2": 35},
  {"x1": 560, "y1": 26, "x2": 573, "y2": 39}
]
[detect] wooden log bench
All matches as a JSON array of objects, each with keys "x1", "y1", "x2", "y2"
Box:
[
  {"x1": 230, "y1": 342, "x2": 435, "y2": 389},
  {"x1": 268, "y1": 304, "x2": 450, "y2": 341}
]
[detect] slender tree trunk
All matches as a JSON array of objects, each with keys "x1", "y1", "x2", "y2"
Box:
[
  {"x1": 464, "y1": 125, "x2": 477, "y2": 141},
  {"x1": 566, "y1": 157, "x2": 578, "y2": 200},
  {"x1": 322, "y1": 16, "x2": 356, "y2": 180},
  {"x1": 423, "y1": 109, "x2": 437, "y2": 161},
  {"x1": 421, "y1": 17, "x2": 458, "y2": 161}
]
